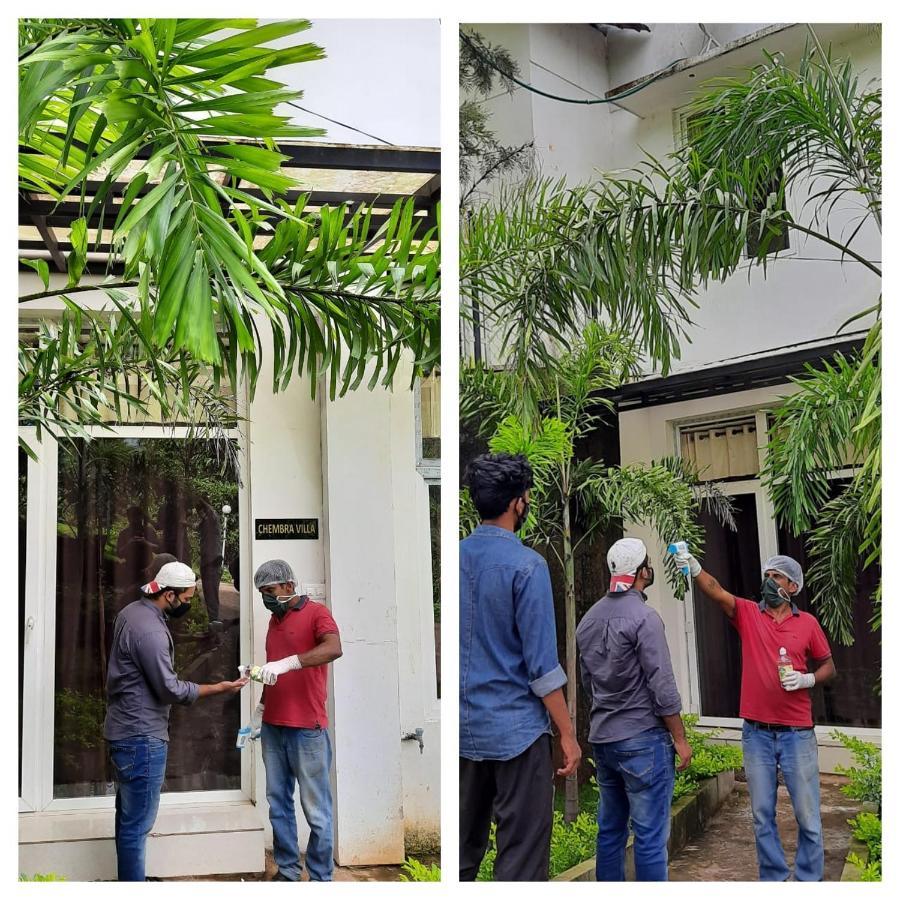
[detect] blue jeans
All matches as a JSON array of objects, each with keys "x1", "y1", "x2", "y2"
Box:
[
  {"x1": 592, "y1": 727, "x2": 675, "y2": 881},
  {"x1": 262, "y1": 723, "x2": 335, "y2": 881},
  {"x1": 742, "y1": 721, "x2": 824, "y2": 881},
  {"x1": 109, "y1": 736, "x2": 168, "y2": 881}
]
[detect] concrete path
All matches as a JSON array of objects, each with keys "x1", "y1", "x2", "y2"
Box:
[{"x1": 669, "y1": 775, "x2": 861, "y2": 881}]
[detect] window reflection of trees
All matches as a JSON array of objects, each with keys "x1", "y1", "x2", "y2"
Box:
[{"x1": 54, "y1": 437, "x2": 243, "y2": 797}]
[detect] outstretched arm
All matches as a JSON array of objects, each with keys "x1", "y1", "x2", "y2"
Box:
[
  {"x1": 694, "y1": 569, "x2": 736, "y2": 619},
  {"x1": 671, "y1": 543, "x2": 735, "y2": 618}
]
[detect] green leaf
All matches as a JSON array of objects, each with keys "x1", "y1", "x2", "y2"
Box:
[{"x1": 20, "y1": 257, "x2": 50, "y2": 290}]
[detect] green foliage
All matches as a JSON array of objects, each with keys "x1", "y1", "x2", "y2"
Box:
[
  {"x1": 850, "y1": 812, "x2": 881, "y2": 860},
  {"x1": 19, "y1": 873, "x2": 67, "y2": 881},
  {"x1": 476, "y1": 812, "x2": 599, "y2": 881},
  {"x1": 578, "y1": 459, "x2": 733, "y2": 600},
  {"x1": 673, "y1": 715, "x2": 744, "y2": 801},
  {"x1": 54, "y1": 689, "x2": 106, "y2": 768},
  {"x1": 19, "y1": 18, "x2": 441, "y2": 449},
  {"x1": 459, "y1": 28, "x2": 532, "y2": 206},
  {"x1": 548, "y1": 810, "x2": 600, "y2": 877},
  {"x1": 460, "y1": 46, "x2": 881, "y2": 631},
  {"x1": 486, "y1": 414, "x2": 571, "y2": 541},
  {"x1": 831, "y1": 730, "x2": 881, "y2": 806},
  {"x1": 19, "y1": 300, "x2": 238, "y2": 459},
  {"x1": 847, "y1": 809, "x2": 882, "y2": 881},
  {"x1": 398, "y1": 858, "x2": 441, "y2": 882},
  {"x1": 846, "y1": 853, "x2": 881, "y2": 881}
]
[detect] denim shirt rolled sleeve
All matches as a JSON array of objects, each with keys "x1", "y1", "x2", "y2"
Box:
[
  {"x1": 634, "y1": 611, "x2": 682, "y2": 717},
  {"x1": 134, "y1": 630, "x2": 199, "y2": 706},
  {"x1": 515, "y1": 561, "x2": 568, "y2": 698},
  {"x1": 459, "y1": 525, "x2": 565, "y2": 761}
]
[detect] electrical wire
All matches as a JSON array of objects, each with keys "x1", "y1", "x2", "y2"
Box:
[
  {"x1": 460, "y1": 30, "x2": 686, "y2": 105},
  {"x1": 286, "y1": 100, "x2": 395, "y2": 146}
]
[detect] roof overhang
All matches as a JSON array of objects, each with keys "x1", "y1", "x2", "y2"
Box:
[
  {"x1": 595, "y1": 334, "x2": 867, "y2": 412},
  {"x1": 605, "y1": 22, "x2": 869, "y2": 117}
]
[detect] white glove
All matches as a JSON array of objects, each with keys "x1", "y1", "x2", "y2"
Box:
[
  {"x1": 250, "y1": 702, "x2": 264, "y2": 739},
  {"x1": 258, "y1": 655, "x2": 302, "y2": 686},
  {"x1": 782, "y1": 670, "x2": 815, "y2": 691},
  {"x1": 669, "y1": 541, "x2": 702, "y2": 577}
]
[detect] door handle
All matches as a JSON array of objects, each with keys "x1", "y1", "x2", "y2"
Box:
[{"x1": 25, "y1": 616, "x2": 35, "y2": 644}]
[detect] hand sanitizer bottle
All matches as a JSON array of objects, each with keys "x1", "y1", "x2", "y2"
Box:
[{"x1": 777, "y1": 647, "x2": 794, "y2": 685}]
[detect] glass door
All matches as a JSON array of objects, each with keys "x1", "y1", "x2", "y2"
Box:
[{"x1": 52, "y1": 435, "x2": 244, "y2": 800}]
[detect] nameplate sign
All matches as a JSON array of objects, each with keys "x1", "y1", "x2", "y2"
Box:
[{"x1": 255, "y1": 518, "x2": 319, "y2": 540}]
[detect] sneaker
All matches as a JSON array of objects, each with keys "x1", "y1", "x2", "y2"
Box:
[
  {"x1": 208, "y1": 620, "x2": 224, "y2": 633},
  {"x1": 270, "y1": 871, "x2": 294, "y2": 882}
]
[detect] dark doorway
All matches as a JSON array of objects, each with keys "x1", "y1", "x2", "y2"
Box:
[{"x1": 693, "y1": 493, "x2": 761, "y2": 718}]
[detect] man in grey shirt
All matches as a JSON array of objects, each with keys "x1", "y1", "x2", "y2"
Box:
[
  {"x1": 576, "y1": 538, "x2": 692, "y2": 882},
  {"x1": 103, "y1": 561, "x2": 247, "y2": 881}
]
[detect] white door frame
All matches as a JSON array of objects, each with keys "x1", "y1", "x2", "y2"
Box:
[{"x1": 22, "y1": 425, "x2": 252, "y2": 813}]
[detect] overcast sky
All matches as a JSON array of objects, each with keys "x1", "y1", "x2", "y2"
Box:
[{"x1": 268, "y1": 19, "x2": 440, "y2": 148}]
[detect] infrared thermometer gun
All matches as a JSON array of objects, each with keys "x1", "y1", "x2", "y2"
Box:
[{"x1": 667, "y1": 541, "x2": 691, "y2": 576}]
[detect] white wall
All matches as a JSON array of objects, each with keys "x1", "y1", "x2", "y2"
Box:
[
  {"x1": 389, "y1": 362, "x2": 441, "y2": 846},
  {"x1": 464, "y1": 22, "x2": 881, "y2": 375},
  {"x1": 606, "y1": 24, "x2": 881, "y2": 376}
]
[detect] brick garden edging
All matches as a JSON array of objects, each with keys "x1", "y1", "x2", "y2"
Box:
[{"x1": 552, "y1": 770, "x2": 737, "y2": 882}]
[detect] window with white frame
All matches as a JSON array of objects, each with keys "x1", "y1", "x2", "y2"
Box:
[{"x1": 19, "y1": 425, "x2": 247, "y2": 809}]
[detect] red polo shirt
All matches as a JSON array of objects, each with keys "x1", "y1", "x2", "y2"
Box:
[
  {"x1": 731, "y1": 596, "x2": 832, "y2": 727},
  {"x1": 262, "y1": 599, "x2": 340, "y2": 729}
]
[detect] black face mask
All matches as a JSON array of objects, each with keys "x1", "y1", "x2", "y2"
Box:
[
  {"x1": 263, "y1": 593, "x2": 293, "y2": 618},
  {"x1": 514, "y1": 498, "x2": 530, "y2": 532},
  {"x1": 166, "y1": 594, "x2": 192, "y2": 619},
  {"x1": 642, "y1": 565, "x2": 655, "y2": 588},
  {"x1": 761, "y1": 577, "x2": 790, "y2": 608}
]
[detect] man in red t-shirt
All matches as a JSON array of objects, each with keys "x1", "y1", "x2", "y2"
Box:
[
  {"x1": 249, "y1": 559, "x2": 342, "y2": 882},
  {"x1": 671, "y1": 544, "x2": 836, "y2": 882}
]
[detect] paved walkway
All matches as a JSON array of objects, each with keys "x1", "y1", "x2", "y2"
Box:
[{"x1": 669, "y1": 775, "x2": 861, "y2": 881}]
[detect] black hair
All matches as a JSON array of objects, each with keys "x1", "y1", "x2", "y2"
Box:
[{"x1": 465, "y1": 453, "x2": 534, "y2": 520}]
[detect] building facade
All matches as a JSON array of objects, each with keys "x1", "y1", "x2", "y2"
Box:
[
  {"x1": 19, "y1": 17, "x2": 441, "y2": 879},
  {"x1": 462, "y1": 22, "x2": 881, "y2": 764}
]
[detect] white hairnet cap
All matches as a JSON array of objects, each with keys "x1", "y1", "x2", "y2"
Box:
[
  {"x1": 254, "y1": 559, "x2": 297, "y2": 589},
  {"x1": 142, "y1": 561, "x2": 196, "y2": 593},
  {"x1": 608, "y1": 538, "x2": 648, "y2": 576},
  {"x1": 763, "y1": 555, "x2": 804, "y2": 591}
]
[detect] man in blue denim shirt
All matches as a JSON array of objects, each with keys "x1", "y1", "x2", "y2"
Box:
[
  {"x1": 460, "y1": 454, "x2": 581, "y2": 881},
  {"x1": 576, "y1": 538, "x2": 692, "y2": 881}
]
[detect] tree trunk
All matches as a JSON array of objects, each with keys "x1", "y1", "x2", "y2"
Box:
[{"x1": 562, "y1": 490, "x2": 579, "y2": 824}]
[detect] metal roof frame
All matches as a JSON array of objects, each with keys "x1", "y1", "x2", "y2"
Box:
[{"x1": 19, "y1": 141, "x2": 440, "y2": 273}]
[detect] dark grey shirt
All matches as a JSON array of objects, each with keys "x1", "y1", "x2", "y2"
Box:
[
  {"x1": 103, "y1": 598, "x2": 199, "y2": 742},
  {"x1": 576, "y1": 588, "x2": 682, "y2": 744}
]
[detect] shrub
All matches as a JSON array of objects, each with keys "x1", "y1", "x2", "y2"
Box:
[
  {"x1": 398, "y1": 858, "x2": 441, "y2": 882},
  {"x1": 19, "y1": 873, "x2": 67, "y2": 881},
  {"x1": 831, "y1": 730, "x2": 881, "y2": 808},
  {"x1": 674, "y1": 715, "x2": 743, "y2": 800}
]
